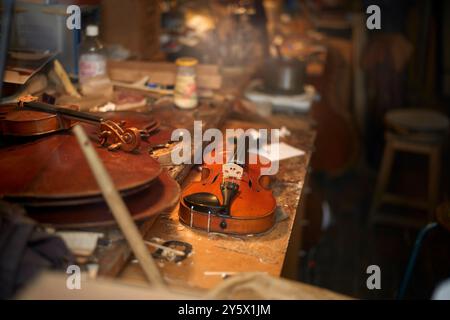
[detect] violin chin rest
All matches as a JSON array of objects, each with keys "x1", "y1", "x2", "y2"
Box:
[{"x1": 183, "y1": 192, "x2": 224, "y2": 214}]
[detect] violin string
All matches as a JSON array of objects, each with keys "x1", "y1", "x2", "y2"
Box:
[{"x1": 207, "y1": 211, "x2": 211, "y2": 233}]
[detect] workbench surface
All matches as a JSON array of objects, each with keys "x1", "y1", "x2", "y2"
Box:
[{"x1": 119, "y1": 112, "x2": 316, "y2": 290}]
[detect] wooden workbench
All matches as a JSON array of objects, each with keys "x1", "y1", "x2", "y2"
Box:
[
  {"x1": 88, "y1": 63, "x2": 318, "y2": 292},
  {"x1": 94, "y1": 101, "x2": 231, "y2": 277},
  {"x1": 119, "y1": 111, "x2": 316, "y2": 290}
]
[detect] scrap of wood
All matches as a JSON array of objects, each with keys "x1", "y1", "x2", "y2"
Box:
[{"x1": 53, "y1": 60, "x2": 81, "y2": 98}]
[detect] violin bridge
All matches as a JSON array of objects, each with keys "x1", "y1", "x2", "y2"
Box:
[{"x1": 222, "y1": 163, "x2": 243, "y2": 180}]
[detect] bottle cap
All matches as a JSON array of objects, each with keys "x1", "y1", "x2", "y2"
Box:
[
  {"x1": 86, "y1": 25, "x2": 99, "y2": 37},
  {"x1": 176, "y1": 57, "x2": 198, "y2": 67}
]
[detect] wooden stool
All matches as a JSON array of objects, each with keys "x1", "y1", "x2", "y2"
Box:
[{"x1": 370, "y1": 109, "x2": 449, "y2": 227}]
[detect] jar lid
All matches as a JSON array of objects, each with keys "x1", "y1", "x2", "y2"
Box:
[
  {"x1": 176, "y1": 57, "x2": 198, "y2": 67},
  {"x1": 86, "y1": 25, "x2": 99, "y2": 37}
]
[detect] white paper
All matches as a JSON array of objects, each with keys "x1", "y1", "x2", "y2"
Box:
[{"x1": 250, "y1": 142, "x2": 305, "y2": 162}]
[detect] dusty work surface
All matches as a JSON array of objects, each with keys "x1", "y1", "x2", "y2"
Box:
[
  {"x1": 119, "y1": 114, "x2": 316, "y2": 290},
  {"x1": 94, "y1": 101, "x2": 230, "y2": 277}
]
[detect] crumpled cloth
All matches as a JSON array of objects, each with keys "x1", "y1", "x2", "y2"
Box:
[{"x1": 0, "y1": 201, "x2": 74, "y2": 299}]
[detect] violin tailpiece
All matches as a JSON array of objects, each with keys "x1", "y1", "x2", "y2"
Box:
[{"x1": 220, "y1": 181, "x2": 239, "y2": 216}]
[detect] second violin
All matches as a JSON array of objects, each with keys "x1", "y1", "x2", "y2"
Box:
[
  {"x1": 179, "y1": 136, "x2": 277, "y2": 235},
  {"x1": 1, "y1": 95, "x2": 142, "y2": 152}
]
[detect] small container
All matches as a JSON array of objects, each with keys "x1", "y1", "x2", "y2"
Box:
[{"x1": 174, "y1": 57, "x2": 198, "y2": 109}]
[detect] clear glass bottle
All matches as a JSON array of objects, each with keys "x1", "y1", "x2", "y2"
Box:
[
  {"x1": 78, "y1": 25, "x2": 107, "y2": 84},
  {"x1": 174, "y1": 57, "x2": 198, "y2": 109}
]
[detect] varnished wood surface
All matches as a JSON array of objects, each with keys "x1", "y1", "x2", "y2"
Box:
[
  {"x1": 27, "y1": 170, "x2": 180, "y2": 228},
  {"x1": 0, "y1": 112, "x2": 163, "y2": 201}
]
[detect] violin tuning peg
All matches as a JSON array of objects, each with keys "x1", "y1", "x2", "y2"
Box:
[{"x1": 107, "y1": 143, "x2": 121, "y2": 151}]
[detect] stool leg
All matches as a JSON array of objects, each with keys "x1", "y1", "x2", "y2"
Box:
[
  {"x1": 397, "y1": 222, "x2": 438, "y2": 299},
  {"x1": 370, "y1": 140, "x2": 395, "y2": 223},
  {"x1": 428, "y1": 148, "x2": 441, "y2": 221}
]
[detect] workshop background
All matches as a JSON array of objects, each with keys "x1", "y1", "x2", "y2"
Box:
[{"x1": 0, "y1": 0, "x2": 449, "y2": 300}]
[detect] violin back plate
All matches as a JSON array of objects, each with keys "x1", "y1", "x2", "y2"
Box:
[
  {"x1": 0, "y1": 122, "x2": 162, "y2": 201},
  {"x1": 26, "y1": 170, "x2": 180, "y2": 228}
]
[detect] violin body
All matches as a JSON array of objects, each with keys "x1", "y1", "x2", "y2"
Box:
[
  {"x1": 0, "y1": 96, "x2": 143, "y2": 152},
  {"x1": 179, "y1": 149, "x2": 277, "y2": 235},
  {"x1": 0, "y1": 96, "x2": 75, "y2": 136},
  {"x1": 1, "y1": 109, "x2": 74, "y2": 136},
  {"x1": 0, "y1": 109, "x2": 180, "y2": 228}
]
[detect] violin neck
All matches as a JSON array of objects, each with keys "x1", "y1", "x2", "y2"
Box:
[{"x1": 23, "y1": 101, "x2": 103, "y2": 124}]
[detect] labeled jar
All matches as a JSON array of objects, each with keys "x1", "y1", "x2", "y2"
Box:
[{"x1": 174, "y1": 57, "x2": 198, "y2": 109}]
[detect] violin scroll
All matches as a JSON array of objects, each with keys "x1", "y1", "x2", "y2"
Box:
[
  {"x1": 98, "y1": 120, "x2": 141, "y2": 152},
  {"x1": 19, "y1": 95, "x2": 141, "y2": 152}
]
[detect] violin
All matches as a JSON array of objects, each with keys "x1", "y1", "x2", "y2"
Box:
[
  {"x1": 179, "y1": 137, "x2": 277, "y2": 235},
  {"x1": 1, "y1": 95, "x2": 142, "y2": 152},
  {"x1": 0, "y1": 98, "x2": 180, "y2": 228}
]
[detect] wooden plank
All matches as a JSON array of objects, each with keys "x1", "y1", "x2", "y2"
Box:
[
  {"x1": 108, "y1": 60, "x2": 220, "y2": 74},
  {"x1": 97, "y1": 216, "x2": 157, "y2": 277},
  {"x1": 381, "y1": 194, "x2": 429, "y2": 210},
  {"x1": 107, "y1": 60, "x2": 223, "y2": 90}
]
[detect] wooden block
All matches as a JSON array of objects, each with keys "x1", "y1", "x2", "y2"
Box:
[{"x1": 107, "y1": 60, "x2": 222, "y2": 90}]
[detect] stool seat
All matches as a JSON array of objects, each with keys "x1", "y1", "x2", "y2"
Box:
[{"x1": 386, "y1": 108, "x2": 449, "y2": 133}]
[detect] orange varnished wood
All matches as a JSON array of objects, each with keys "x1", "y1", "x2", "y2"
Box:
[
  {"x1": 0, "y1": 113, "x2": 164, "y2": 202},
  {"x1": 0, "y1": 107, "x2": 182, "y2": 227},
  {"x1": 179, "y1": 148, "x2": 277, "y2": 235},
  {"x1": 27, "y1": 170, "x2": 180, "y2": 228},
  {"x1": 1, "y1": 108, "x2": 75, "y2": 136}
]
